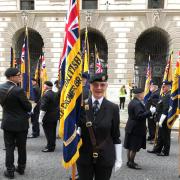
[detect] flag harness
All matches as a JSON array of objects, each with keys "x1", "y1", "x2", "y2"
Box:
[{"x1": 84, "y1": 99, "x2": 110, "y2": 163}]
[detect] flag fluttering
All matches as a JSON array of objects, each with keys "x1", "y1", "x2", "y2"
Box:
[
  {"x1": 144, "y1": 57, "x2": 152, "y2": 104},
  {"x1": 20, "y1": 27, "x2": 32, "y2": 99},
  {"x1": 95, "y1": 45, "x2": 103, "y2": 74},
  {"x1": 59, "y1": 0, "x2": 82, "y2": 168},
  {"x1": 10, "y1": 47, "x2": 16, "y2": 68},
  {"x1": 160, "y1": 51, "x2": 173, "y2": 95},
  {"x1": 167, "y1": 52, "x2": 180, "y2": 129},
  {"x1": 34, "y1": 56, "x2": 41, "y2": 87},
  {"x1": 83, "y1": 27, "x2": 89, "y2": 73},
  {"x1": 40, "y1": 51, "x2": 48, "y2": 93}
]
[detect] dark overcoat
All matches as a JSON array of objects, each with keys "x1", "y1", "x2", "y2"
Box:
[
  {"x1": 125, "y1": 97, "x2": 151, "y2": 136},
  {"x1": 0, "y1": 81, "x2": 32, "y2": 131},
  {"x1": 77, "y1": 97, "x2": 121, "y2": 167},
  {"x1": 156, "y1": 91, "x2": 171, "y2": 127},
  {"x1": 40, "y1": 89, "x2": 59, "y2": 123}
]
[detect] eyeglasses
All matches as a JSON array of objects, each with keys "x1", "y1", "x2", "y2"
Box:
[
  {"x1": 93, "y1": 82, "x2": 107, "y2": 88},
  {"x1": 14, "y1": 74, "x2": 21, "y2": 77}
]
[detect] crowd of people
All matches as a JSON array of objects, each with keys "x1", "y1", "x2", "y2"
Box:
[{"x1": 0, "y1": 67, "x2": 173, "y2": 180}]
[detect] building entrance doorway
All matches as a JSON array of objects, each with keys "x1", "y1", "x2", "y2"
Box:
[
  {"x1": 12, "y1": 28, "x2": 44, "y2": 77},
  {"x1": 135, "y1": 27, "x2": 169, "y2": 88}
]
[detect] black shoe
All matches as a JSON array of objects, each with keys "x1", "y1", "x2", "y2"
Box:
[
  {"x1": 15, "y1": 167, "x2": 24, "y2": 175},
  {"x1": 147, "y1": 150, "x2": 157, "y2": 154},
  {"x1": 156, "y1": 152, "x2": 169, "y2": 156},
  {"x1": 27, "y1": 135, "x2": 38, "y2": 138},
  {"x1": 42, "y1": 148, "x2": 54, "y2": 152},
  {"x1": 128, "y1": 162, "x2": 141, "y2": 170},
  {"x1": 4, "y1": 170, "x2": 14, "y2": 179}
]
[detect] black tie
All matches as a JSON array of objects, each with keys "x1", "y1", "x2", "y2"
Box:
[{"x1": 93, "y1": 100, "x2": 99, "y2": 119}]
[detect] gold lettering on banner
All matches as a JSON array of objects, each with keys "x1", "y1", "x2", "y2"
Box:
[{"x1": 60, "y1": 52, "x2": 82, "y2": 119}]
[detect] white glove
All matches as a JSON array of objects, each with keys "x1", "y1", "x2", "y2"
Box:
[
  {"x1": 159, "y1": 114, "x2": 166, "y2": 127},
  {"x1": 114, "y1": 144, "x2": 122, "y2": 173},
  {"x1": 150, "y1": 106, "x2": 156, "y2": 115},
  {"x1": 76, "y1": 127, "x2": 81, "y2": 136},
  {"x1": 38, "y1": 110, "x2": 46, "y2": 123}
]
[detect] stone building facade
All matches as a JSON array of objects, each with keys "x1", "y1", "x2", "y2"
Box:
[{"x1": 0, "y1": 0, "x2": 180, "y2": 104}]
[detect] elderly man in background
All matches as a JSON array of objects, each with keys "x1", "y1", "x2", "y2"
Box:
[
  {"x1": 39, "y1": 81, "x2": 59, "y2": 152},
  {"x1": 0, "y1": 67, "x2": 32, "y2": 179}
]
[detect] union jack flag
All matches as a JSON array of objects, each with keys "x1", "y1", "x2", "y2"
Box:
[
  {"x1": 96, "y1": 59, "x2": 103, "y2": 74},
  {"x1": 95, "y1": 45, "x2": 103, "y2": 73},
  {"x1": 144, "y1": 57, "x2": 152, "y2": 104},
  {"x1": 59, "y1": 0, "x2": 82, "y2": 169}
]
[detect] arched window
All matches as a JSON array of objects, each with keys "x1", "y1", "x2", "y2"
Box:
[
  {"x1": 82, "y1": 0, "x2": 97, "y2": 9},
  {"x1": 148, "y1": 0, "x2": 164, "y2": 9},
  {"x1": 20, "y1": 0, "x2": 34, "y2": 10}
]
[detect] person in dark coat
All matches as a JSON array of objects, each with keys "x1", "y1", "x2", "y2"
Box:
[
  {"x1": 77, "y1": 73, "x2": 122, "y2": 180},
  {"x1": 39, "y1": 81, "x2": 59, "y2": 152},
  {"x1": 147, "y1": 81, "x2": 171, "y2": 156},
  {"x1": 0, "y1": 67, "x2": 32, "y2": 178},
  {"x1": 28, "y1": 78, "x2": 41, "y2": 138},
  {"x1": 69, "y1": 73, "x2": 90, "y2": 180},
  {"x1": 124, "y1": 88, "x2": 155, "y2": 169},
  {"x1": 146, "y1": 84, "x2": 160, "y2": 142}
]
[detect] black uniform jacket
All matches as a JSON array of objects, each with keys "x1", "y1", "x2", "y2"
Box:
[
  {"x1": 156, "y1": 91, "x2": 171, "y2": 127},
  {"x1": 125, "y1": 97, "x2": 151, "y2": 136},
  {"x1": 146, "y1": 89, "x2": 160, "y2": 110},
  {"x1": 0, "y1": 81, "x2": 32, "y2": 131},
  {"x1": 77, "y1": 97, "x2": 121, "y2": 167},
  {"x1": 40, "y1": 90, "x2": 59, "y2": 123},
  {"x1": 32, "y1": 84, "x2": 41, "y2": 104}
]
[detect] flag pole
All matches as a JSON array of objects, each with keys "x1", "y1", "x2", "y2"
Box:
[
  {"x1": 178, "y1": 52, "x2": 180, "y2": 178},
  {"x1": 72, "y1": 163, "x2": 76, "y2": 180},
  {"x1": 71, "y1": 0, "x2": 80, "y2": 179}
]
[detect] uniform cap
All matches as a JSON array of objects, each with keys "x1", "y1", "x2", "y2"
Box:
[
  {"x1": 31, "y1": 78, "x2": 37, "y2": 82},
  {"x1": 133, "y1": 88, "x2": 144, "y2": 94},
  {"x1": 4, "y1": 67, "x2": 20, "y2": 78},
  {"x1": 82, "y1": 72, "x2": 88, "y2": 79},
  {"x1": 44, "y1": 81, "x2": 53, "y2": 87},
  {"x1": 89, "y1": 73, "x2": 108, "y2": 83},
  {"x1": 162, "y1": 80, "x2": 172, "y2": 86}
]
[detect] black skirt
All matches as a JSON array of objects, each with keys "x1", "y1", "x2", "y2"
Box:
[{"x1": 124, "y1": 132, "x2": 146, "y2": 152}]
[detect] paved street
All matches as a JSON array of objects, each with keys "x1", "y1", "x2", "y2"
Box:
[{"x1": 0, "y1": 115, "x2": 179, "y2": 179}]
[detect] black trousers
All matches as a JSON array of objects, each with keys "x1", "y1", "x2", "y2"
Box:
[
  {"x1": 77, "y1": 163, "x2": 113, "y2": 180},
  {"x1": 31, "y1": 104, "x2": 40, "y2": 136},
  {"x1": 119, "y1": 97, "x2": 125, "y2": 109},
  {"x1": 154, "y1": 126, "x2": 171, "y2": 155},
  {"x1": 42, "y1": 122, "x2": 57, "y2": 150},
  {"x1": 147, "y1": 116, "x2": 156, "y2": 139},
  {"x1": 3, "y1": 130, "x2": 28, "y2": 170}
]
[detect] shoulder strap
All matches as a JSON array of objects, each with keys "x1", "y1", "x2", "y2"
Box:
[
  {"x1": 84, "y1": 101, "x2": 99, "y2": 162},
  {"x1": 1, "y1": 85, "x2": 16, "y2": 107}
]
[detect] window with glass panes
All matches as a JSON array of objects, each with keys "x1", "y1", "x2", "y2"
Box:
[
  {"x1": 82, "y1": 0, "x2": 97, "y2": 9},
  {"x1": 148, "y1": 0, "x2": 164, "y2": 9},
  {"x1": 20, "y1": 0, "x2": 34, "y2": 10}
]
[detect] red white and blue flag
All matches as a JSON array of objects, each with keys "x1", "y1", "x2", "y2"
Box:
[
  {"x1": 95, "y1": 45, "x2": 103, "y2": 73},
  {"x1": 59, "y1": 0, "x2": 82, "y2": 168}
]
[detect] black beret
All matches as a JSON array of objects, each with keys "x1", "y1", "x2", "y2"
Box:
[
  {"x1": 44, "y1": 81, "x2": 53, "y2": 87},
  {"x1": 162, "y1": 80, "x2": 172, "y2": 86},
  {"x1": 133, "y1": 88, "x2": 144, "y2": 94},
  {"x1": 82, "y1": 72, "x2": 88, "y2": 79},
  {"x1": 4, "y1": 67, "x2": 20, "y2": 77},
  {"x1": 89, "y1": 73, "x2": 108, "y2": 83},
  {"x1": 31, "y1": 78, "x2": 37, "y2": 82}
]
